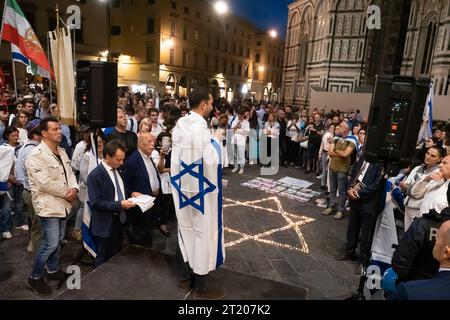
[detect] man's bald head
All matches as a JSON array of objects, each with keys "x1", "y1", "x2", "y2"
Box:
[
  {"x1": 432, "y1": 220, "x2": 450, "y2": 266},
  {"x1": 138, "y1": 132, "x2": 156, "y2": 156},
  {"x1": 338, "y1": 121, "x2": 350, "y2": 137}
]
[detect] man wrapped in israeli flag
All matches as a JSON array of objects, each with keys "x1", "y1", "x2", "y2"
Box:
[{"x1": 171, "y1": 88, "x2": 226, "y2": 299}]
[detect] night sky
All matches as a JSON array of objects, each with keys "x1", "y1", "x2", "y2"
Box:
[{"x1": 228, "y1": 0, "x2": 292, "y2": 38}]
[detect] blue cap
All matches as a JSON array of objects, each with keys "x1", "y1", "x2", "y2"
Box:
[{"x1": 25, "y1": 119, "x2": 41, "y2": 132}]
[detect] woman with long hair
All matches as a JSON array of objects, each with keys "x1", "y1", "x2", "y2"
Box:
[
  {"x1": 248, "y1": 105, "x2": 262, "y2": 165},
  {"x1": 262, "y1": 113, "x2": 280, "y2": 168},
  {"x1": 16, "y1": 110, "x2": 29, "y2": 146}
]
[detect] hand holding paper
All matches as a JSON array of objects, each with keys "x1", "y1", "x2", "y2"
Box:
[{"x1": 128, "y1": 194, "x2": 156, "y2": 212}]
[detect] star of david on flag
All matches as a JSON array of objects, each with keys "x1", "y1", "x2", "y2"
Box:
[{"x1": 171, "y1": 158, "x2": 216, "y2": 214}]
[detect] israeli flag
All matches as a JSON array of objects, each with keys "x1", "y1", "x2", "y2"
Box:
[
  {"x1": 81, "y1": 133, "x2": 100, "y2": 258},
  {"x1": 417, "y1": 83, "x2": 434, "y2": 144},
  {"x1": 11, "y1": 44, "x2": 30, "y2": 66},
  {"x1": 171, "y1": 112, "x2": 225, "y2": 276}
]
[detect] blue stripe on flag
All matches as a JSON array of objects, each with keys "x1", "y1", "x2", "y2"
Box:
[
  {"x1": 11, "y1": 52, "x2": 29, "y2": 66},
  {"x1": 82, "y1": 201, "x2": 97, "y2": 258},
  {"x1": 211, "y1": 139, "x2": 224, "y2": 268}
]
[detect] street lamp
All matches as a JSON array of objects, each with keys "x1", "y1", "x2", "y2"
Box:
[
  {"x1": 162, "y1": 37, "x2": 174, "y2": 48},
  {"x1": 268, "y1": 29, "x2": 278, "y2": 38},
  {"x1": 214, "y1": 1, "x2": 229, "y2": 15}
]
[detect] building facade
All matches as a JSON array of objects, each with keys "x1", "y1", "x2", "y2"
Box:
[
  {"x1": 282, "y1": 0, "x2": 450, "y2": 106},
  {"x1": 108, "y1": 0, "x2": 284, "y2": 100},
  {"x1": 401, "y1": 0, "x2": 450, "y2": 96}
]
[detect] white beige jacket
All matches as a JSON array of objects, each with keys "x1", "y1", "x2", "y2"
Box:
[{"x1": 26, "y1": 141, "x2": 79, "y2": 218}]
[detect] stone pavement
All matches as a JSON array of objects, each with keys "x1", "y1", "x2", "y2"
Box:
[{"x1": 0, "y1": 165, "x2": 360, "y2": 300}]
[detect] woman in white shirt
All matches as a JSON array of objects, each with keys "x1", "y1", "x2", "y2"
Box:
[
  {"x1": 286, "y1": 113, "x2": 301, "y2": 166},
  {"x1": 319, "y1": 124, "x2": 335, "y2": 190},
  {"x1": 400, "y1": 146, "x2": 445, "y2": 230},
  {"x1": 16, "y1": 111, "x2": 29, "y2": 146},
  {"x1": 409, "y1": 152, "x2": 450, "y2": 228},
  {"x1": 230, "y1": 108, "x2": 250, "y2": 174},
  {"x1": 153, "y1": 132, "x2": 174, "y2": 237},
  {"x1": 263, "y1": 113, "x2": 280, "y2": 168}
]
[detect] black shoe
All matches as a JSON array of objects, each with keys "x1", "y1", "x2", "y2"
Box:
[
  {"x1": 26, "y1": 277, "x2": 53, "y2": 295},
  {"x1": 320, "y1": 186, "x2": 328, "y2": 190},
  {"x1": 304, "y1": 170, "x2": 312, "y2": 174},
  {"x1": 335, "y1": 252, "x2": 356, "y2": 261},
  {"x1": 46, "y1": 270, "x2": 69, "y2": 282}
]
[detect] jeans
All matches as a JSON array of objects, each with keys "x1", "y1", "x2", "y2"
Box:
[
  {"x1": 232, "y1": 144, "x2": 246, "y2": 166},
  {"x1": 320, "y1": 152, "x2": 329, "y2": 187},
  {"x1": 0, "y1": 185, "x2": 26, "y2": 233},
  {"x1": 13, "y1": 184, "x2": 25, "y2": 226},
  {"x1": 328, "y1": 169, "x2": 349, "y2": 212},
  {"x1": 0, "y1": 191, "x2": 12, "y2": 233},
  {"x1": 30, "y1": 217, "x2": 66, "y2": 278}
]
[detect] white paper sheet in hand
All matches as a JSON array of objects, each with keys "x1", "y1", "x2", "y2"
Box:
[{"x1": 128, "y1": 195, "x2": 156, "y2": 212}]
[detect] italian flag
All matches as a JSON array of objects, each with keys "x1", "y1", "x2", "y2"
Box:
[{"x1": 1, "y1": 0, "x2": 54, "y2": 79}]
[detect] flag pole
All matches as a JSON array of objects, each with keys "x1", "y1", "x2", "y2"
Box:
[
  {"x1": 0, "y1": 0, "x2": 8, "y2": 51},
  {"x1": 11, "y1": 59, "x2": 17, "y2": 97}
]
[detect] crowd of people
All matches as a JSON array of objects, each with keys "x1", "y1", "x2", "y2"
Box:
[{"x1": 1, "y1": 85, "x2": 450, "y2": 299}]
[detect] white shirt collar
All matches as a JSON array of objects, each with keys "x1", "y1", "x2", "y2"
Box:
[
  {"x1": 102, "y1": 160, "x2": 114, "y2": 172},
  {"x1": 439, "y1": 267, "x2": 450, "y2": 272},
  {"x1": 138, "y1": 149, "x2": 152, "y2": 160},
  {"x1": 189, "y1": 110, "x2": 207, "y2": 123}
]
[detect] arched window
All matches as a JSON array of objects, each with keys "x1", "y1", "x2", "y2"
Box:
[
  {"x1": 420, "y1": 22, "x2": 437, "y2": 75},
  {"x1": 299, "y1": 7, "x2": 313, "y2": 77}
]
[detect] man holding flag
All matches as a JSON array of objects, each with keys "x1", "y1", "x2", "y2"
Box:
[{"x1": 171, "y1": 88, "x2": 226, "y2": 299}]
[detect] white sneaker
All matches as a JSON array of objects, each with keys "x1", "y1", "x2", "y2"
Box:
[
  {"x1": 16, "y1": 224, "x2": 29, "y2": 231},
  {"x1": 231, "y1": 167, "x2": 239, "y2": 173},
  {"x1": 239, "y1": 168, "x2": 244, "y2": 175},
  {"x1": 2, "y1": 231, "x2": 12, "y2": 239},
  {"x1": 26, "y1": 241, "x2": 34, "y2": 252}
]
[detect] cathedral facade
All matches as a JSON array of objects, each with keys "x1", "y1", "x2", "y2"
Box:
[{"x1": 282, "y1": 0, "x2": 450, "y2": 106}]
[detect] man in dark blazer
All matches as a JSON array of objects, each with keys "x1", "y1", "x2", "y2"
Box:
[
  {"x1": 390, "y1": 220, "x2": 450, "y2": 300},
  {"x1": 122, "y1": 132, "x2": 161, "y2": 247},
  {"x1": 87, "y1": 140, "x2": 137, "y2": 267},
  {"x1": 335, "y1": 150, "x2": 384, "y2": 265}
]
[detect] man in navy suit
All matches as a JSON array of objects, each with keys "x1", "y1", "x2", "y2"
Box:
[
  {"x1": 122, "y1": 133, "x2": 161, "y2": 247},
  {"x1": 87, "y1": 140, "x2": 137, "y2": 267},
  {"x1": 390, "y1": 220, "x2": 450, "y2": 300},
  {"x1": 335, "y1": 147, "x2": 384, "y2": 264}
]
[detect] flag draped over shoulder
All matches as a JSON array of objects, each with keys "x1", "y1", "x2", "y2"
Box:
[
  {"x1": 0, "y1": 144, "x2": 15, "y2": 193},
  {"x1": 49, "y1": 26, "x2": 76, "y2": 125},
  {"x1": 1, "y1": 0, "x2": 54, "y2": 79},
  {"x1": 171, "y1": 112, "x2": 225, "y2": 275}
]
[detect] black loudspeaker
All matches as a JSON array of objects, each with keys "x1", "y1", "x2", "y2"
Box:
[
  {"x1": 364, "y1": 75, "x2": 431, "y2": 175},
  {"x1": 76, "y1": 61, "x2": 118, "y2": 127}
]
